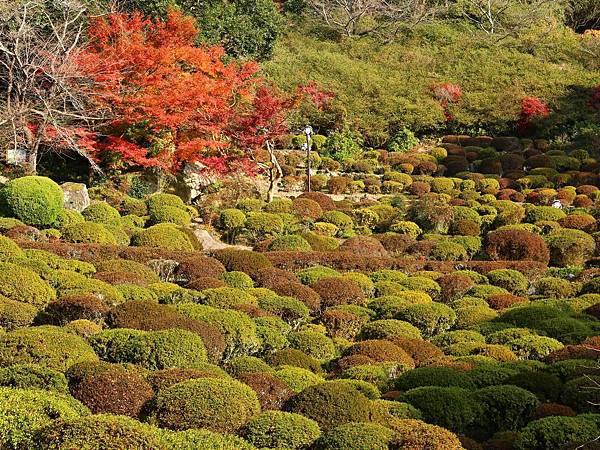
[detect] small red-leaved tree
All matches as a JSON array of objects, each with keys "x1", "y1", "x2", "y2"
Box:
[
  {"x1": 432, "y1": 83, "x2": 462, "y2": 121},
  {"x1": 518, "y1": 96, "x2": 549, "y2": 135},
  {"x1": 77, "y1": 9, "x2": 264, "y2": 174}
]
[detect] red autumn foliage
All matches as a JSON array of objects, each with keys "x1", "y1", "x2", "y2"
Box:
[
  {"x1": 77, "y1": 9, "x2": 290, "y2": 174},
  {"x1": 432, "y1": 83, "x2": 462, "y2": 121},
  {"x1": 518, "y1": 97, "x2": 550, "y2": 135}
]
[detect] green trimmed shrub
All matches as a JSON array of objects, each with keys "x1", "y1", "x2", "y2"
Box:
[
  {"x1": 148, "y1": 205, "x2": 191, "y2": 226},
  {"x1": 546, "y1": 228, "x2": 595, "y2": 267},
  {"x1": 0, "y1": 326, "x2": 98, "y2": 371},
  {"x1": 474, "y1": 385, "x2": 540, "y2": 434},
  {"x1": 52, "y1": 209, "x2": 85, "y2": 229},
  {"x1": 37, "y1": 414, "x2": 162, "y2": 450},
  {"x1": 395, "y1": 367, "x2": 475, "y2": 391},
  {"x1": 286, "y1": 381, "x2": 373, "y2": 430},
  {"x1": 561, "y1": 376, "x2": 600, "y2": 412},
  {"x1": 0, "y1": 176, "x2": 63, "y2": 226},
  {"x1": 62, "y1": 222, "x2": 118, "y2": 245},
  {"x1": 395, "y1": 302, "x2": 456, "y2": 338},
  {"x1": 274, "y1": 365, "x2": 325, "y2": 393},
  {"x1": 268, "y1": 235, "x2": 312, "y2": 251},
  {"x1": 91, "y1": 328, "x2": 207, "y2": 370},
  {"x1": 288, "y1": 330, "x2": 336, "y2": 360},
  {"x1": 0, "y1": 296, "x2": 38, "y2": 330},
  {"x1": 401, "y1": 386, "x2": 480, "y2": 433},
  {"x1": 200, "y1": 287, "x2": 256, "y2": 308},
  {"x1": 226, "y1": 355, "x2": 273, "y2": 377},
  {"x1": 313, "y1": 422, "x2": 393, "y2": 450},
  {"x1": 487, "y1": 269, "x2": 529, "y2": 295},
  {"x1": 0, "y1": 263, "x2": 56, "y2": 307},
  {"x1": 243, "y1": 411, "x2": 321, "y2": 449},
  {"x1": 514, "y1": 415, "x2": 599, "y2": 450},
  {"x1": 0, "y1": 236, "x2": 23, "y2": 259},
  {"x1": 430, "y1": 241, "x2": 468, "y2": 261},
  {"x1": 504, "y1": 371, "x2": 562, "y2": 402},
  {"x1": 177, "y1": 303, "x2": 261, "y2": 360},
  {"x1": 82, "y1": 203, "x2": 121, "y2": 225},
  {"x1": 526, "y1": 206, "x2": 567, "y2": 223},
  {"x1": 157, "y1": 428, "x2": 256, "y2": 450},
  {"x1": 0, "y1": 364, "x2": 67, "y2": 392},
  {"x1": 146, "y1": 193, "x2": 186, "y2": 212},
  {"x1": 152, "y1": 377, "x2": 260, "y2": 432},
  {"x1": 246, "y1": 212, "x2": 284, "y2": 239},
  {"x1": 133, "y1": 223, "x2": 194, "y2": 251},
  {"x1": 358, "y1": 319, "x2": 422, "y2": 341},
  {"x1": 296, "y1": 265, "x2": 340, "y2": 285},
  {"x1": 0, "y1": 387, "x2": 88, "y2": 449},
  {"x1": 535, "y1": 277, "x2": 575, "y2": 298}
]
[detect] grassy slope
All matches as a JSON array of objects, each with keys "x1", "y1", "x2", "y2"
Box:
[{"x1": 264, "y1": 20, "x2": 600, "y2": 144}]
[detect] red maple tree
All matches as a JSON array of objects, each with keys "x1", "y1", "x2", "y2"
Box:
[
  {"x1": 432, "y1": 83, "x2": 462, "y2": 121},
  {"x1": 518, "y1": 96, "x2": 550, "y2": 135},
  {"x1": 77, "y1": 9, "x2": 265, "y2": 173}
]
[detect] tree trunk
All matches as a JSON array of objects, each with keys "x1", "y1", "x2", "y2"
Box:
[{"x1": 266, "y1": 140, "x2": 283, "y2": 203}]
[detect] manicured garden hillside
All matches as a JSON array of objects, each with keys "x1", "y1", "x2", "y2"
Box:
[{"x1": 1, "y1": 131, "x2": 600, "y2": 449}]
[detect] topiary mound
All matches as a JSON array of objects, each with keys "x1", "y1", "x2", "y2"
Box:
[
  {"x1": 513, "y1": 415, "x2": 600, "y2": 450},
  {"x1": 37, "y1": 414, "x2": 163, "y2": 450},
  {"x1": 388, "y1": 419, "x2": 464, "y2": 450},
  {"x1": 286, "y1": 381, "x2": 373, "y2": 430},
  {"x1": 0, "y1": 295, "x2": 39, "y2": 330},
  {"x1": 0, "y1": 326, "x2": 98, "y2": 371},
  {"x1": 0, "y1": 262, "x2": 56, "y2": 307},
  {"x1": 152, "y1": 377, "x2": 261, "y2": 433},
  {"x1": 62, "y1": 222, "x2": 119, "y2": 245},
  {"x1": 0, "y1": 387, "x2": 88, "y2": 450},
  {"x1": 0, "y1": 176, "x2": 64, "y2": 226},
  {"x1": 313, "y1": 421, "x2": 393, "y2": 450},
  {"x1": 243, "y1": 410, "x2": 321, "y2": 449},
  {"x1": 157, "y1": 428, "x2": 257, "y2": 450},
  {"x1": 237, "y1": 372, "x2": 294, "y2": 410},
  {"x1": 0, "y1": 363, "x2": 68, "y2": 392},
  {"x1": 91, "y1": 328, "x2": 207, "y2": 370},
  {"x1": 133, "y1": 223, "x2": 195, "y2": 251},
  {"x1": 70, "y1": 365, "x2": 154, "y2": 418}
]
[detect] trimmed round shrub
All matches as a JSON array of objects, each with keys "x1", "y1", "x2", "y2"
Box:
[
  {"x1": 514, "y1": 415, "x2": 600, "y2": 450},
  {"x1": 504, "y1": 371, "x2": 562, "y2": 402},
  {"x1": 526, "y1": 206, "x2": 567, "y2": 223},
  {"x1": 485, "y1": 229, "x2": 550, "y2": 264},
  {"x1": 82, "y1": 202, "x2": 121, "y2": 225},
  {"x1": 388, "y1": 419, "x2": 463, "y2": 449},
  {"x1": 392, "y1": 338, "x2": 444, "y2": 366},
  {"x1": 0, "y1": 364, "x2": 67, "y2": 392},
  {"x1": 535, "y1": 277, "x2": 575, "y2": 298},
  {"x1": 487, "y1": 269, "x2": 529, "y2": 295},
  {"x1": 313, "y1": 422, "x2": 393, "y2": 450},
  {"x1": 267, "y1": 348, "x2": 322, "y2": 373},
  {"x1": 0, "y1": 295, "x2": 39, "y2": 330},
  {"x1": 286, "y1": 381, "x2": 372, "y2": 430},
  {"x1": 152, "y1": 377, "x2": 260, "y2": 432},
  {"x1": 62, "y1": 222, "x2": 118, "y2": 245},
  {"x1": 237, "y1": 372, "x2": 294, "y2": 410},
  {"x1": 0, "y1": 236, "x2": 23, "y2": 259},
  {"x1": 91, "y1": 328, "x2": 207, "y2": 370},
  {"x1": 133, "y1": 223, "x2": 194, "y2": 251},
  {"x1": 0, "y1": 387, "x2": 88, "y2": 449},
  {"x1": 70, "y1": 366, "x2": 154, "y2": 417},
  {"x1": 297, "y1": 265, "x2": 340, "y2": 285},
  {"x1": 213, "y1": 249, "x2": 272, "y2": 278},
  {"x1": 430, "y1": 241, "x2": 468, "y2": 261},
  {"x1": 359, "y1": 319, "x2": 422, "y2": 341},
  {"x1": 37, "y1": 414, "x2": 162, "y2": 450},
  {"x1": 149, "y1": 205, "x2": 191, "y2": 226},
  {"x1": 474, "y1": 385, "x2": 540, "y2": 434},
  {"x1": 274, "y1": 365, "x2": 325, "y2": 393},
  {"x1": 177, "y1": 303, "x2": 260, "y2": 360},
  {"x1": 243, "y1": 411, "x2": 321, "y2": 449},
  {"x1": 157, "y1": 428, "x2": 255, "y2": 450},
  {"x1": 400, "y1": 386, "x2": 480, "y2": 433},
  {"x1": 246, "y1": 212, "x2": 284, "y2": 239},
  {"x1": 45, "y1": 294, "x2": 109, "y2": 325},
  {"x1": 268, "y1": 235, "x2": 312, "y2": 251},
  {"x1": 288, "y1": 330, "x2": 336, "y2": 360},
  {"x1": 395, "y1": 367, "x2": 475, "y2": 391},
  {"x1": 546, "y1": 228, "x2": 596, "y2": 267},
  {"x1": 343, "y1": 340, "x2": 415, "y2": 367},
  {"x1": 297, "y1": 192, "x2": 335, "y2": 211},
  {"x1": 0, "y1": 326, "x2": 98, "y2": 371},
  {"x1": 0, "y1": 176, "x2": 63, "y2": 226},
  {"x1": 226, "y1": 355, "x2": 273, "y2": 377},
  {"x1": 311, "y1": 277, "x2": 365, "y2": 308},
  {"x1": 340, "y1": 236, "x2": 389, "y2": 258},
  {"x1": 52, "y1": 209, "x2": 85, "y2": 229},
  {"x1": 0, "y1": 261, "x2": 56, "y2": 307},
  {"x1": 561, "y1": 376, "x2": 600, "y2": 412},
  {"x1": 395, "y1": 302, "x2": 456, "y2": 338}
]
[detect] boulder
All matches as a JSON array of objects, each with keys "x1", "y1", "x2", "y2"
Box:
[{"x1": 61, "y1": 182, "x2": 90, "y2": 212}]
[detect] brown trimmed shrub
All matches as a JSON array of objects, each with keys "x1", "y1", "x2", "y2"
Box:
[
  {"x1": 213, "y1": 249, "x2": 272, "y2": 278},
  {"x1": 409, "y1": 181, "x2": 431, "y2": 196},
  {"x1": 311, "y1": 277, "x2": 366, "y2": 309},
  {"x1": 321, "y1": 309, "x2": 367, "y2": 339},
  {"x1": 147, "y1": 368, "x2": 223, "y2": 392},
  {"x1": 267, "y1": 348, "x2": 323, "y2": 373},
  {"x1": 176, "y1": 255, "x2": 226, "y2": 284},
  {"x1": 291, "y1": 198, "x2": 323, "y2": 220},
  {"x1": 388, "y1": 419, "x2": 463, "y2": 449},
  {"x1": 437, "y1": 274, "x2": 475, "y2": 303},
  {"x1": 297, "y1": 192, "x2": 336, "y2": 211},
  {"x1": 530, "y1": 403, "x2": 576, "y2": 420},
  {"x1": 486, "y1": 294, "x2": 528, "y2": 310},
  {"x1": 45, "y1": 294, "x2": 109, "y2": 325},
  {"x1": 70, "y1": 367, "x2": 153, "y2": 417},
  {"x1": 485, "y1": 229, "x2": 550, "y2": 264},
  {"x1": 237, "y1": 372, "x2": 294, "y2": 410},
  {"x1": 391, "y1": 338, "x2": 444, "y2": 367},
  {"x1": 270, "y1": 282, "x2": 321, "y2": 312},
  {"x1": 254, "y1": 267, "x2": 299, "y2": 288},
  {"x1": 340, "y1": 236, "x2": 389, "y2": 258},
  {"x1": 106, "y1": 301, "x2": 226, "y2": 363},
  {"x1": 376, "y1": 234, "x2": 416, "y2": 254},
  {"x1": 93, "y1": 271, "x2": 150, "y2": 286},
  {"x1": 559, "y1": 214, "x2": 597, "y2": 233},
  {"x1": 328, "y1": 177, "x2": 352, "y2": 195},
  {"x1": 186, "y1": 277, "x2": 227, "y2": 291},
  {"x1": 343, "y1": 339, "x2": 415, "y2": 367}
]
